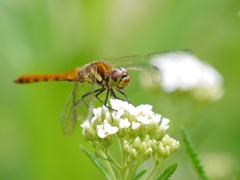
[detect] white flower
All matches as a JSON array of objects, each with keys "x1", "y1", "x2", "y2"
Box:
[
  {"x1": 110, "y1": 99, "x2": 128, "y2": 110},
  {"x1": 93, "y1": 107, "x2": 102, "y2": 117},
  {"x1": 137, "y1": 115, "x2": 152, "y2": 124},
  {"x1": 151, "y1": 51, "x2": 224, "y2": 100},
  {"x1": 110, "y1": 99, "x2": 137, "y2": 115},
  {"x1": 132, "y1": 121, "x2": 140, "y2": 129},
  {"x1": 90, "y1": 116, "x2": 97, "y2": 123},
  {"x1": 119, "y1": 118, "x2": 131, "y2": 128},
  {"x1": 111, "y1": 109, "x2": 124, "y2": 121},
  {"x1": 80, "y1": 120, "x2": 90, "y2": 129},
  {"x1": 160, "y1": 118, "x2": 170, "y2": 131},
  {"x1": 105, "y1": 111, "x2": 111, "y2": 121},
  {"x1": 136, "y1": 104, "x2": 153, "y2": 115},
  {"x1": 97, "y1": 122, "x2": 118, "y2": 138},
  {"x1": 151, "y1": 114, "x2": 161, "y2": 124}
]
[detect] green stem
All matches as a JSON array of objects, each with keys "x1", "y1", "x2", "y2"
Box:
[
  {"x1": 145, "y1": 162, "x2": 158, "y2": 180},
  {"x1": 145, "y1": 157, "x2": 165, "y2": 180},
  {"x1": 126, "y1": 159, "x2": 144, "y2": 180},
  {"x1": 118, "y1": 137, "x2": 127, "y2": 180},
  {"x1": 97, "y1": 149, "x2": 117, "y2": 180},
  {"x1": 105, "y1": 150, "x2": 121, "y2": 171}
]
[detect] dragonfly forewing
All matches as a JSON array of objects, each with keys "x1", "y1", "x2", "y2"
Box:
[{"x1": 61, "y1": 66, "x2": 97, "y2": 136}]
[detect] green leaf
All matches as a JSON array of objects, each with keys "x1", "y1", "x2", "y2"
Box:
[
  {"x1": 131, "y1": 169, "x2": 147, "y2": 180},
  {"x1": 181, "y1": 127, "x2": 209, "y2": 180},
  {"x1": 80, "y1": 145, "x2": 110, "y2": 180},
  {"x1": 155, "y1": 162, "x2": 178, "y2": 180}
]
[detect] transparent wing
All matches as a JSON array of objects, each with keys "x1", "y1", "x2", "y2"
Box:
[
  {"x1": 104, "y1": 49, "x2": 191, "y2": 71},
  {"x1": 104, "y1": 50, "x2": 192, "y2": 93},
  {"x1": 61, "y1": 67, "x2": 97, "y2": 136},
  {"x1": 60, "y1": 78, "x2": 79, "y2": 136}
]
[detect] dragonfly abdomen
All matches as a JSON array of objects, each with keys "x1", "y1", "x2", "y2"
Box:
[{"x1": 14, "y1": 68, "x2": 80, "y2": 84}]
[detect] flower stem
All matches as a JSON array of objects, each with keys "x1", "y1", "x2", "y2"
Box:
[
  {"x1": 105, "y1": 149, "x2": 121, "y2": 171},
  {"x1": 146, "y1": 163, "x2": 158, "y2": 180},
  {"x1": 126, "y1": 159, "x2": 144, "y2": 180},
  {"x1": 97, "y1": 149, "x2": 117, "y2": 180},
  {"x1": 117, "y1": 137, "x2": 127, "y2": 179}
]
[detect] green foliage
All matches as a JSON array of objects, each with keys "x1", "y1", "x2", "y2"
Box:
[
  {"x1": 155, "y1": 162, "x2": 178, "y2": 180},
  {"x1": 80, "y1": 145, "x2": 110, "y2": 180},
  {"x1": 181, "y1": 128, "x2": 209, "y2": 180},
  {"x1": 131, "y1": 169, "x2": 147, "y2": 180},
  {"x1": 1, "y1": 0, "x2": 239, "y2": 179}
]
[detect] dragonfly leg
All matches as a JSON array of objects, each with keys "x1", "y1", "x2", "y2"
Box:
[
  {"x1": 94, "y1": 87, "x2": 117, "y2": 111},
  {"x1": 111, "y1": 89, "x2": 133, "y2": 104},
  {"x1": 81, "y1": 88, "x2": 103, "y2": 108},
  {"x1": 95, "y1": 88, "x2": 107, "y2": 105},
  {"x1": 102, "y1": 88, "x2": 117, "y2": 111}
]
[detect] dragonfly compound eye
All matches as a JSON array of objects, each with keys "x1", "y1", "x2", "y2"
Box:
[{"x1": 111, "y1": 68, "x2": 130, "y2": 90}]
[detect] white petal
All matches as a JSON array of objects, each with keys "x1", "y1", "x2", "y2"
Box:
[
  {"x1": 108, "y1": 126, "x2": 118, "y2": 134},
  {"x1": 103, "y1": 122, "x2": 118, "y2": 135},
  {"x1": 137, "y1": 104, "x2": 153, "y2": 115},
  {"x1": 93, "y1": 107, "x2": 102, "y2": 117},
  {"x1": 97, "y1": 124, "x2": 103, "y2": 131},
  {"x1": 119, "y1": 118, "x2": 131, "y2": 128},
  {"x1": 90, "y1": 116, "x2": 97, "y2": 124},
  {"x1": 132, "y1": 121, "x2": 140, "y2": 129},
  {"x1": 105, "y1": 111, "x2": 111, "y2": 121},
  {"x1": 80, "y1": 121, "x2": 90, "y2": 129},
  {"x1": 137, "y1": 115, "x2": 152, "y2": 124},
  {"x1": 151, "y1": 114, "x2": 161, "y2": 124},
  {"x1": 160, "y1": 118, "x2": 170, "y2": 130},
  {"x1": 97, "y1": 128, "x2": 107, "y2": 138}
]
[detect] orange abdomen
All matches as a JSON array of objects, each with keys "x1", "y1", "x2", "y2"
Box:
[{"x1": 14, "y1": 68, "x2": 80, "y2": 84}]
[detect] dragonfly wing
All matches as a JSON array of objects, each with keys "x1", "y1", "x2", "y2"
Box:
[
  {"x1": 61, "y1": 75, "x2": 80, "y2": 136},
  {"x1": 104, "y1": 50, "x2": 192, "y2": 92},
  {"x1": 104, "y1": 50, "x2": 191, "y2": 70},
  {"x1": 61, "y1": 68, "x2": 97, "y2": 136}
]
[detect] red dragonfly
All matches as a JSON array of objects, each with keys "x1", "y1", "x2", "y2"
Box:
[{"x1": 14, "y1": 50, "x2": 182, "y2": 135}]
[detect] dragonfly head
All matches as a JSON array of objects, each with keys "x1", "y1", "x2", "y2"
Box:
[{"x1": 110, "y1": 68, "x2": 130, "y2": 90}]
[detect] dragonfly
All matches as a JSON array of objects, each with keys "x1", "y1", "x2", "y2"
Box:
[{"x1": 14, "y1": 50, "x2": 185, "y2": 136}]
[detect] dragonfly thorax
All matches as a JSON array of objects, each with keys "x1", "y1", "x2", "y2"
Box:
[{"x1": 109, "y1": 68, "x2": 130, "y2": 90}]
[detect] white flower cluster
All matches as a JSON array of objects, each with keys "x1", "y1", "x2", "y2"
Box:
[
  {"x1": 80, "y1": 99, "x2": 180, "y2": 160},
  {"x1": 81, "y1": 99, "x2": 170, "y2": 139},
  {"x1": 151, "y1": 51, "x2": 224, "y2": 101}
]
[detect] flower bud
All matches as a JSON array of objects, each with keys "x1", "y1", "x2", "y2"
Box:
[
  {"x1": 118, "y1": 128, "x2": 129, "y2": 138},
  {"x1": 164, "y1": 146, "x2": 170, "y2": 157},
  {"x1": 157, "y1": 143, "x2": 165, "y2": 157},
  {"x1": 139, "y1": 142, "x2": 147, "y2": 153},
  {"x1": 132, "y1": 137, "x2": 141, "y2": 150},
  {"x1": 123, "y1": 140, "x2": 128, "y2": 146},
  {"x1": 102, "y1": 136, "x2": 112, "y2": 148},
  {"x1": 143, "y1": 148, "x2": 153, "y2": 160},
  {"x1": 130, "y1": 149, "x2": 138, "y2": 160},
  {"x1": 151, "y1": 140, "x2": 157, "y2": 151},
  {"x1": 144, "y1": 135, "x2": 150, "y2": 142},
  {"x1": 154, "y1": 128, "x2": 165, "y2": 141},
  {"x1": 146, "y1": 140, "x2": 153, "y2": 149},
  {"x1": 84, "y1": 128, "x2": 97, "y2": 141},
  {"x1": 138, "y1": 125, "x2": 147, "y2": 138},
  {"x1": 170, "y1": 140, "x2": 180, "y2": 153},
  {"x1": 123, "y1": 144, "x2": 131, "y2": 156},
  {"x1": 147, "y1": 123, "x2": 158, "y2": 135}
]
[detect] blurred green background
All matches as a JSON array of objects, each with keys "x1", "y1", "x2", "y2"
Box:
[{"x1": 1, "y1": 0, "x2": 239, "y2": 179}]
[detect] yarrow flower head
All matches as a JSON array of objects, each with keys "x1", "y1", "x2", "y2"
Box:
[
  {"x1": 80, "y1": 99, "x2": 180, "y2": 164},
  {"x1": 150, "y1": 51, "x2": 224, "y2": 101}
]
